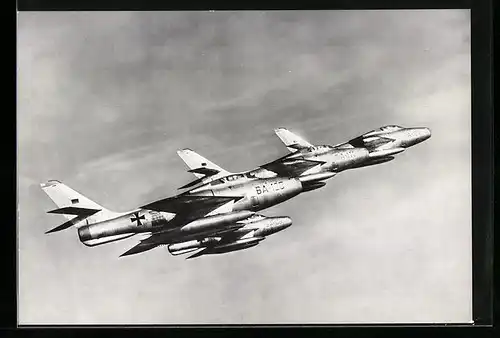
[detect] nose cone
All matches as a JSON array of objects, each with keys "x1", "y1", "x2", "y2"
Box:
[
  {"x1": 281, "y1": 216, "x2": 293, "y2": 229},
  {"x1": 254, "y1": 216, "x2": 293, "y2": 237},
  {"x1": 422, "y1": 127, "x2": 431, "y2": 140},
  {"x1": 271, "y1": 216, "x2": 293, "y2": 232},
  {"x1": 411, "y1": 127, "x2": 431, "y2": 145}
]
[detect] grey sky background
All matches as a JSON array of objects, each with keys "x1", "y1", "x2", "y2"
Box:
[{"x1": 18, "y1": 10, "x2": 471, "y2": 324}]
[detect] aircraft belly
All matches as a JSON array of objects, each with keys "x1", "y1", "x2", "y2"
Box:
[
  {"x1": 350, "y1": 156, "x2": 395, "y2": 169},
  {"x1": 82, "y1": 233, "x2": 136, "y2": 247},
  {"x1": 211, "y1": 241, "x2": 261, "y2": 254}
]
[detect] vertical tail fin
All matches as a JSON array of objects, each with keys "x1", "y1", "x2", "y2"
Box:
[
  {"x1": 274, "y1": 128, "x2": 314, "y2": 152},
  {"x1": 40, "y1": 180, "x2": 119, "y2": 232},
  {"x1": 176, "y1": 149, "x2": 232, "y2": 178}
]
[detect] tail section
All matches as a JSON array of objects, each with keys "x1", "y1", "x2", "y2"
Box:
[
  {"x1": 41, "y1": 180, "x2": 120, "y2": 233},
  {"x1": 274, "y1": 128, "x2": 314, "y2": 152},
  {"x1": 176, "y1": 149, "x2": 232, "y2": 179}
]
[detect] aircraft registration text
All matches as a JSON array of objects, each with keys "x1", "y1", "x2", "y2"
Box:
[{"x1": 255, "y1": 181, "x2": 285, "y2": 195}]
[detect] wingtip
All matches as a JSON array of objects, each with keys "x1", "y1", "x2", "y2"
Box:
[
  {"x1": 274, "y1": 127, "x2": 287, "y2": 133},
  {"x1": 44, "y1": 223, "x2": 73, "y2": 234},
  {"x1": 119, "y1": 249, "x2": 137, "y2": 257},
  {"x1": 186, "y1": 250, "x2": 205, "y2": 259}
]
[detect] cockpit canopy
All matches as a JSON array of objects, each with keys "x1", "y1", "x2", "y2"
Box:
[
  {"x1": 307, "y1": 145, "x2": 334, "y2": 152},
  {"x1": 210, "y1": 173, "x2": 251, "y2": 186},
  {"x1": 225, "y1": 174, "x2": 245, "y2": 181}
]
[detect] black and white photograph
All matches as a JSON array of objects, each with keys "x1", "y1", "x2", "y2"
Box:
[{"x1": 17, "y1": 10, "x2": 472, "y2": 325}]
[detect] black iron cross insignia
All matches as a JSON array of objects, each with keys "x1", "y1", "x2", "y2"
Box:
[{"x1": 131, "y1": 212, "x2": 145, "y2": 226}]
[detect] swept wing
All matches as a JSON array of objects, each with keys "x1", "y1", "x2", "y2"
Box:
[
  {"x1": 348, "y1": 135, "x2": 395, "y2": 151},
  {"x1": 141, "y1": 194, "x2": 244, "y2": 221},
  {"x1": 119, "y1": 213, "x2": 252, "y2": 257},
  {"x1": 120, "y1": 194, "x2": 247, "y2": 256}
]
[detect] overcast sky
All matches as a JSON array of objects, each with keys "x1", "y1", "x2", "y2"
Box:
[{"x1": 17, "y1": 10, "x2": 471, "y2": 324}]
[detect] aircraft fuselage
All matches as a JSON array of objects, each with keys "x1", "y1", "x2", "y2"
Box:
[
  {"x1": 285, "y1": 126, "x2": 431, "y2": 175},
  {"x1": 188, "y1": 176, "x2": 303, "y2": 212},
  {"x1": 77, "y1": 209, "x2": 175, "y2": 246},
  {"x1": 76, "y1": 173, "x2": 328, "y2": 247}
]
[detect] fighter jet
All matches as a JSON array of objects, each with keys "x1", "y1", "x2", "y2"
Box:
[
  {"x1": 41, "y1": 148, "x2": 334, "y2": 258},
  {"x1": 263, "y1": 125, "x2": 431, "y2": 178}
]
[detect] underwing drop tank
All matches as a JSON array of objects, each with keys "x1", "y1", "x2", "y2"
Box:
[
  {"x1": 369, "y1": 147, "x2": 405, "y2": 158},
  {"x1": 298, "y1": 172, "x2": 336, "y2": 184},
  {"x1": 179, "y1": 210, "x2": 254, "y2": 234},
  {"x1": 168, "y1": 237, "x2": 221, "y2": 255}
]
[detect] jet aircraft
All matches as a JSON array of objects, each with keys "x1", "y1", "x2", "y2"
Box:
[
  {"x1": 262, "y1": 125, "x2": 431, "y2": 178},
  {"x1": 41, "y1": 148, "x2": 335, "y2": 258},
  {"x1": 41, "y1": 125, "x2": 429, "y2": 258}
]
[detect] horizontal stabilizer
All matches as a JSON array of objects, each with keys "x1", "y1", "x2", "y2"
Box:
[
  {"x1": 261, "y1": 156, "x2": 325, "y2": 177},
  {"x1": 45, "y1": 208, "x2": 101, "y2": 234},
  {"x1": 178, "y1": 177, "x2": 206, "y2": 190},
  {"x1": 47, "y1": 206, "x2": 101, "y2": 216},
  {"x1": 287, "y1": 144, "x2": 307, "y2": 150},
  {"x1": 178, "y1": 168, "x2": 222, "y2": 190},
  {"x1": 188, "y1": 167, "x2": 220, "y2": 176},
  {"x1": 45, "y1": 219, "x2": 78, "y2": 234}
]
